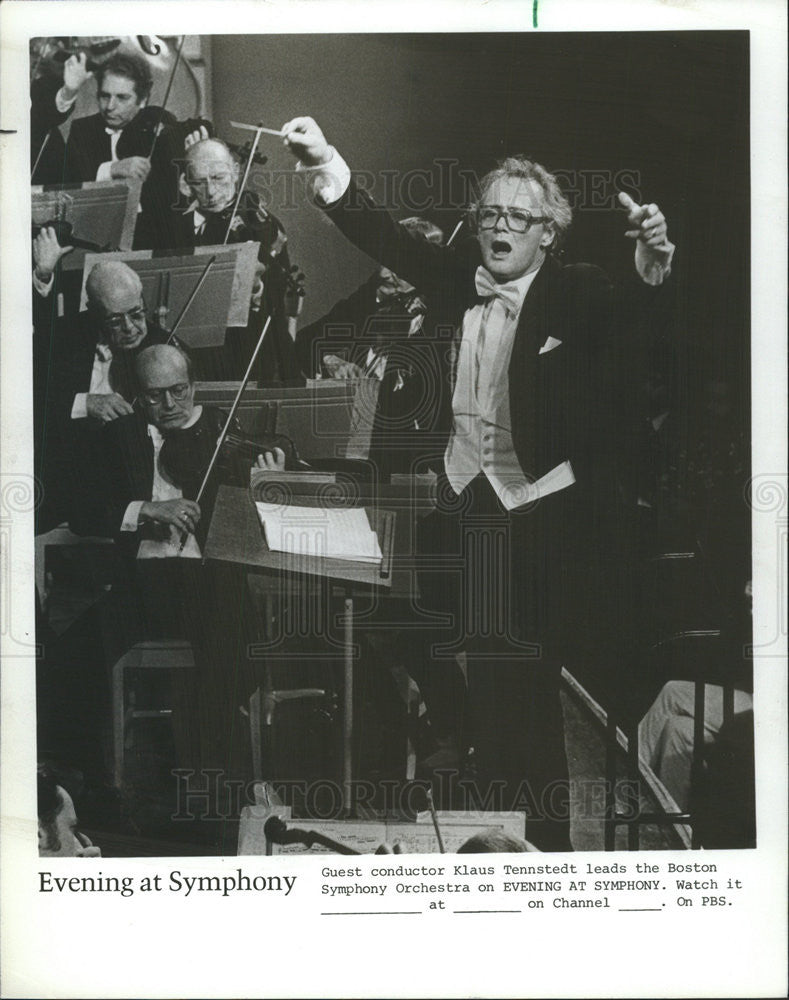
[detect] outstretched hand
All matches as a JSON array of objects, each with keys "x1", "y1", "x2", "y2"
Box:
[
  {"x1": 33, "y1": 226, "x2": 74, "y2": 281},
  {"x1": 62, "y1": 52, "x2": 92, "y2": 99},
  {"x1": 618, "y1": 191, "x2": 671, "y2": 250}
]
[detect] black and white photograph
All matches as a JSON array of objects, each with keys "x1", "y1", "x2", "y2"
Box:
[{"x1": 1, "y1": 2, "x2": 786, "y2": 997}]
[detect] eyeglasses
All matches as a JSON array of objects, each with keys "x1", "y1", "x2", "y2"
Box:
[
  {"x1": 141, "y1": 383, "x2": 191, "y2": 405},
  {"x1": 477, "y1": 207, "x2": 550, "y2": 234},
  {"x1": 102, "y1": 305, "x2": 146, "y2": 333}
]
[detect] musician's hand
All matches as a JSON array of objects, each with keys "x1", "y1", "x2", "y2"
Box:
[
  {"x1": 62, "y1": 52, "x2": 92, "y2": 100},
  {"x1": 140, "y1": 498, "x2": 201, "y2": 535},
  {"x1": 184, "y1": 125, "x2": 210, "y2": 151},
  {"x1": 323, "y1": 354, "x2": 363, "y2": 380},
  {"x1": 255, "y1": 448, "x2": 286, "y2": 472},
  {"x1": 85, "y1": 393, "x2": 134, "y2": 423},
  {"x1": 33, "y1": 226, "x2": 73, "y2": 282},
  {"x1": 618, "y1": 192, "x2": 671, "y2": 250},
  {"x1": 281, "y1": 117, "x2": 332, "y2": 166},
  {"x1": 111, "y1": 156, "x2": 152, "y2": 182}
]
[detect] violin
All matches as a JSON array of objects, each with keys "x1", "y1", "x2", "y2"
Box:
[
  {"x1": 226, "y1": 139, "x2": 268, "y2": 169},
  {"x1": 158, "y1": 405, "x2": 307, "y2": 497}
]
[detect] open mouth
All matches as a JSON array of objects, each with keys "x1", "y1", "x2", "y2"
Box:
[{"x1": 490, "y1": 238, "x2": 512, "y2": 255}]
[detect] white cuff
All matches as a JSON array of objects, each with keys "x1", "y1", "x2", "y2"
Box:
[
  {"x1": 71, "y1": 393, "x2": 88, "y2": 419},
  {"x1": 296, "y1": 147, "x2": 351, "y2": 206},
  {"x1": 96, "y1": 161, "x2": 113, "y2": 183},
  {"x1": 55, "y1": 87, "x2": 79, "y2": 114},
  {"x1": 32, "y1": 270, "x2": 54, "y2": 297},
  {"x1": 121, "y1": 501, "x2": 144, "y2": 532},
  {"x1": 635, "y1": 240, "x2": 675, "y2": 286}
]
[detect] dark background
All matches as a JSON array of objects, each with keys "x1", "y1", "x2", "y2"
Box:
[{"x1": 211, "y1": 31, "x2": 749, "y2": 422}]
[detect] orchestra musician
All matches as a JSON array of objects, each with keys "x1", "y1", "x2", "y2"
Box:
[
  {"x1": 281, "y1": 116, "x2": 676, "y2": 851},
  {"x1": 58, "y1": 51, "x2": 212, "y2": 250},
  {"x1": 166, "y1": 136, "x2": 303, "y2": 385},
  {"x1": 100, "y1": 342, "x2": 285, "y2": 778},
  {"x1": 34, "y1": 260, "x2": 173, "y2": 534}
]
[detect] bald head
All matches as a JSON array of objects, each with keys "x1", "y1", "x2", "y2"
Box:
[
  {"x1": 86, "y1": 260, "x2": 142, "y2": 309},
  {"x1": 135, "y1": 344, "x2": 196, "y2": 430},
  {"x1": 86, "y1": 261, "x2": 147, "y2": 350},
  {"x1": 182, "y1": 139, "x2": 239, "y2": 214}
]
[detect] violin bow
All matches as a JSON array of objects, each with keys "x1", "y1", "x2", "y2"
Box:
[
  {"x1": 31, "y1": 132, "x2": 50, "y2": 182},
  {"x1": 222, "y1": 121, "x2": 270, "y2": 245},
  {"x1": 129, "y1": 255, "x2": 217, "y2": 408},
  {"x1": 163, "y1": 253, "x2": 217, "y2": 345},
  {"x1": 176, "y1": 311, "x2": 273, "y2": 553},
  {"x1": 146, "y1": 34, "x2": 187, "y2": 161},
  {"x1": 193, "y1": 313, "x2": 272, "y2": 508}
]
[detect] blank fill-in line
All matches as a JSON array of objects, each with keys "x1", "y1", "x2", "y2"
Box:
[
  {"x1": 618, "y1": 908, "x2": 663, "y2": 912},
  {"x1": 321, "y1": 911, "x2": 421, "y2": 916},
  {"x1": 454, "y1": 909, "x2": 522, "y2": 914}
]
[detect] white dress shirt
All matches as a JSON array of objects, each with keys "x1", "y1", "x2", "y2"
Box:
[
  {"x1": 444, "y1": 267, "x2": 576, "y2": 509},
  {"x1": 95, "y1": 128, "x2": 123, "y2": 182},
  {"x1": 71, "y1": 344, "x2": 114, "y2": 419}
]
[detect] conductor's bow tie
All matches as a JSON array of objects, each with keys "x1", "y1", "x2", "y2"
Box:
[{"x1": 474, "y1": 267, "x2": 523, "y2": 313}]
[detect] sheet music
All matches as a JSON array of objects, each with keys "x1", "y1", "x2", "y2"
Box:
[{"x1": 254, "y1": 502, "x2": 383, "y2": 564}]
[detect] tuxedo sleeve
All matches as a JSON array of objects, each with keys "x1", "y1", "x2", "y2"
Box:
[{"x1": 322, "y1": 180, "x2": 470, "y2": 303}]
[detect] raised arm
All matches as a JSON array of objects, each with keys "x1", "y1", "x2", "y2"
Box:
[{"x1": 281, "y1": 116, "x2": 470, "y2": 298}]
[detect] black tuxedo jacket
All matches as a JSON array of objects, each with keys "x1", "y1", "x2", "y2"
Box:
[
  {"x1": 30, "y1": 76, "x2": 71, "y2": 184},
  {"x1": 324, "y1": 182, "x2": 669, "y2": 495}
]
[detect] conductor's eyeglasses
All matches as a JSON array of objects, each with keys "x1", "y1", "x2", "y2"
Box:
[
  {"x1": 141, "y1": 383, "x2": 191, "y2": 406},
  {"x1": 477, "y1": 207, "x2": 550, "y2": 233}
]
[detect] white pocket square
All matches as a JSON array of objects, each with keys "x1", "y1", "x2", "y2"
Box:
[{"x1": 538, "y1": 336, "x2": 563, "y2": 355}]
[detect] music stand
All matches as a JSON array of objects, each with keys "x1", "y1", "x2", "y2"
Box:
[
  {"x1": 203, "y1": 483, "x2": 396, "y2": 812},
  {"x1": 194, "y1": 379, "x2": 381, "y2": 461},
  {"x1": 79, "y1": 248, "x2": 253, "y2": 348},
  {"x1": 31, "y1": 180, "x2": 140, "y2": 271}
]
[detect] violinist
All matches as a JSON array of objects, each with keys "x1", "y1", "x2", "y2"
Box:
[
  {"x1": 99, "y1": 343, "x2": 285, "y2": 781},
  {"x1": 102, "y1": 342, "x2": 285, "y2": 560},
  {"x1": 59, "y1": 51, "x2": 212, "y2": 250},
  {"x1": 168, "y1": 137, "x2": 302, "y2": 385}
]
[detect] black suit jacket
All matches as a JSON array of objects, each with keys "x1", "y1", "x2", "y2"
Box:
[
  {"x1": 323, "y1": 182, "x2": 667, "y2": 493},
  {"x1": 30, "y1": 76, "x2": 71, "y2": 184}
]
